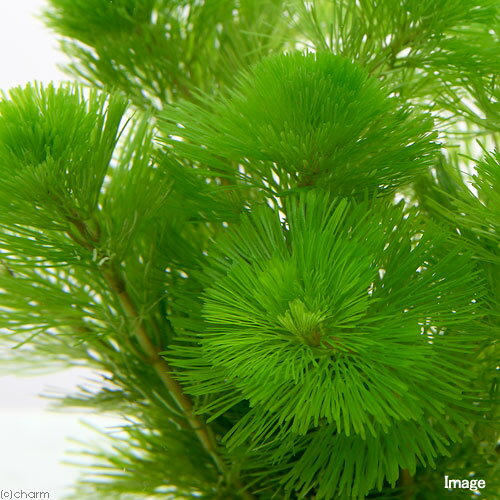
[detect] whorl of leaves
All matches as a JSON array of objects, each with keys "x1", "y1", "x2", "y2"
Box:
[
  {"x1": 0, "y1": 83, "x2": 127, "y2": 229},
  {"x1": 159, "y1": 52, "x2": 438, "y2": 196},
  {"x1": 170, "y1": 191, "x2": 486, "y2": 498}
]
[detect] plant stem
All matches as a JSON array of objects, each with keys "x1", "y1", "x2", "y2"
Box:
[
  {"x1": 399, "y1": 468, "x2": 414, "y2": 499},
  {"x1": 68, "y1": 219, "x2": 255, "y2": 500},
  {"x1": 104, "y1": 268, "x2": 226, "y2": 469}
]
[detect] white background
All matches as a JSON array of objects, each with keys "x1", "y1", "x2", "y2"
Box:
[{"x1": 0, "y1": 2, "x2": 119, "y2": 498}]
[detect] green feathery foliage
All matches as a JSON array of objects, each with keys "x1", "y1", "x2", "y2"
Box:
[
  {"x1": 0, "y1": 84, "x2": 126, "y2": 228},
  {"x1": 159, "y1": 52, "x2": 437, "y2": 196},
  {"x1": 44, "y1": 0, "x2": 291, "y2": 108},
  {"x1": 0, "y1": 0, "x2": 498, "y2": 499},
  {"x1": 170, "y1": 192, "x2": 488, "y2": 498}
]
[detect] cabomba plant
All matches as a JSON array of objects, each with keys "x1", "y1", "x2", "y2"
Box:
[{"x1": 0, "y1": 0, "x2": 498, "y2": 499}]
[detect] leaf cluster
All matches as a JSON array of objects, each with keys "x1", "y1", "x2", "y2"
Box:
[
  {"x1": 160, "y1": 52, "x2": 438, "y2": 196},
  {"x1": 170, "y1": 191, "x2": 489, "y2": 498}
]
